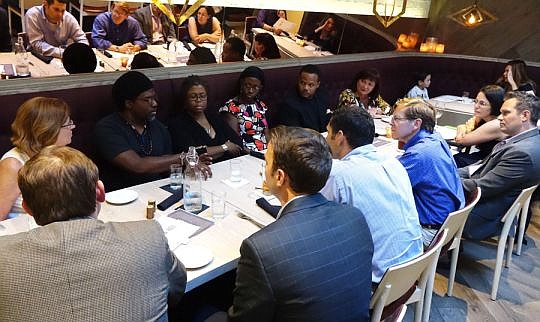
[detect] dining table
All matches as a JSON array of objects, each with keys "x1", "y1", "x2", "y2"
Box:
[{"x1": 251, "y1": 28, "x2": 333, "y2": 58}]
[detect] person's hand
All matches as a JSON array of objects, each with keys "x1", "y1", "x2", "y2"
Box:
[
  {"x1": 197, "y1": 162, "x2": 212, "y2": 180},
  {"x1": 198, "y1": 152, "x2": 213, "y2": 165},
  {"x1": 507, "y1": 68, "x2": 518, "y2": 90},
  {"x1": 225, "y1": 140, "x2": 242, "y2": 156},
  {"x1": 273, "y1": 27, "x2": 283, "y2": 35}
]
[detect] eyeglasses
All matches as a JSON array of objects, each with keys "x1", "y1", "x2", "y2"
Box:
[
  {"x1": 389, "y1": 115, "x2": 410, "y2": 124},
  {"x1": 61, "y1": 120, "x2": 75, "y2": 128},
  {"x1": 242, "y1": 83, "x2": 261, "y2": 92},
  {"x1": 473, "y1": 99, "x2": 490, "y2": 107},
  {"x1": 188, "y1": 93, "x2": 207, "y2": 101}
]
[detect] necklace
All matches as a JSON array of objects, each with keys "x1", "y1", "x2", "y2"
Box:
[{"x1": 126, "y1": 121, "x2": 153, "y2": 156}]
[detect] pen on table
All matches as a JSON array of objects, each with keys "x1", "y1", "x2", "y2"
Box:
[{"x1": 28, "y1": 61, "x2": 34, "y2": 66}]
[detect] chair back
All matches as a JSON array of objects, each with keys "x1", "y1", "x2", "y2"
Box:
[
  {"x1": 243, "y1": 16, "x2": 257, "y2": 40},
  {"x1": 370, "y1": 229, "x2": 448, "y2": 322},
  {"x1": 502, "y1": 185, "x2": 538, "y2": 224},
  {"x1": 429, "y1": 187, "x2": 481, "y2": 251}
]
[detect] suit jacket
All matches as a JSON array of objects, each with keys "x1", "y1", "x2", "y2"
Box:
[
  {"x1": 0, "y1": 218, "x2": 186, "y2": 322},
  {"x1": 132, "y1": 5, "x2": 176, "y2": 44},
  {"x1": 460, "y1": 128, "x2": 540, "y2": 239},
  {"x1": 228, "y1": 193, "x2": 374, "y2": 322}
]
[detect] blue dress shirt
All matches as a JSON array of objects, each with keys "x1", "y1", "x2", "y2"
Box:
[
  {"x1": 91, "y1": 12, "x2": 147, "y2": 50},
  {"x1": 399, "y1": 129, "x2": 465, "y2": 225},
  {"x1": 320, "y1": 144, "x2": 423, "y2": 282}
]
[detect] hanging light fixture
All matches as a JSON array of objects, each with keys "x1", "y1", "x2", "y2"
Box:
[
  {"x1": 449, "y1": 0, "x2": 498, "y2": 28},
  {"x1": 373, "y1": 0, "x2": 408, "y2": 28}
]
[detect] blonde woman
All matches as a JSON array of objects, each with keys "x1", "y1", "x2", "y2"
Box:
[{"x1": 0, "y1": 97, "x2": 75, "y2": 220}]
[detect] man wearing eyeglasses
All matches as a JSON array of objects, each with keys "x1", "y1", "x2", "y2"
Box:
[
  {"x1": 460, "y1": 91, "x2": 540, "y2": 240},
  {"x1": 321, "y1": 107, "x2": 423, "y2": 283},
  {"x1": 391, "y1": 98, "x2": 465, "y2": 246},
  {"x1": 25, "y1": 0, "x2": 88, "y2": 58},
  {"x1": 94, "y1": 71, "x2": 211, "y2": 191},
  {"x1": 92, "y1": 1, "x2": 147, "y2": 53}
]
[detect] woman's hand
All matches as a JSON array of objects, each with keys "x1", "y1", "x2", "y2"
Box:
[
  {"x1": 197, "y1": 162, "x2": 212, "y2": 180},
  {"x1": 225, "y1": 140, "x2": 242, "y2": 156},
  {"x1": 198, "y1": 152, "x2": 213, "y2": 165},
  {"x1": 507, "y1": 68, "x2": 518, "y2": 90}
]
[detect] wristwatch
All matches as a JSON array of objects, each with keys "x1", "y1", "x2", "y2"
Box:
[{"x1": 221, "y1": 144, "x2": 228, "y2": 152}]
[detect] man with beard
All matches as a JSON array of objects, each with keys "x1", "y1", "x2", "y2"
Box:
[
  {"x1": 94, "y1": 71, "x2": 210, "y2": 190},
  {"x1": 274, "y1": 64, "x2": 330, "y2": 132}
]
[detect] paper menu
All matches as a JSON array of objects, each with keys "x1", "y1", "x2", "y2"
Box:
[{"x1": 273, "y1": 18, "x2": 296, "y2": 33}]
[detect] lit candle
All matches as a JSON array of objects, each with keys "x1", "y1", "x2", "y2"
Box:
[
  {"x1": 435, "y1": 44, "x2": 445, "y2": 53},
  {"x1": 398, "y1": 33, "x2": 407, "y2": 43},
  {"x1": 419, "y1": 43, "x2": 428, "y2": 52}
]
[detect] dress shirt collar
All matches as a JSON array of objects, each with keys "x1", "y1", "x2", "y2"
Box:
[
  {"x1": 276, "y1": 194, "x2": 307, "y2": 220},
  {"x1": 341, "y1": 144, "x2": 376, "y2": 161},
  {"x1": 403, "y1": 129, "x2": 431, "y2": 150},
  {"x1": 502, "y1": 127, "x2": 538, "y2": 145}
]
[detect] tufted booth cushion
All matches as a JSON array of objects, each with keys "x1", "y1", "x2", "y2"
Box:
[{"x1": 1, "y1": 54, "x2": 538, "y2": 166}]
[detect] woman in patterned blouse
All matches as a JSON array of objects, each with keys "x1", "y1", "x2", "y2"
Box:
[
  {"x1": 337, "y1": 68, "x2": 391, "y2": 116},
  {"x1": 219, "y1": 66, "x2": 269, "y2": 151}
]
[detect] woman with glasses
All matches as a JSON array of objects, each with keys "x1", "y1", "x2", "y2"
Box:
[
  {"x1": 0, "y1": 97, "x2": 75, "y2": 220},
  {"x1": 168, "y1": 75, "x2": 242, "y2": 163},
  {"x1": 454, "y1": 85, "x2": 506, "y2": 167},
  {"x1": 219, "y1": 67, "x2": 268, "y2": 151}
]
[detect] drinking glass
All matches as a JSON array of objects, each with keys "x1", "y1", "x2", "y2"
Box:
[
  {"x1": 229, "y1": 159, "x2": 242, "y2": 182},
  {"x1": 120, "y1": 56, "x2": 129, "y2": 68},
  {"x1": 169, "y1": 164, "x2": 183, "y2": 190},
  {"x1": 211, "y1": 191, "x2": 227, "y2": 221}
]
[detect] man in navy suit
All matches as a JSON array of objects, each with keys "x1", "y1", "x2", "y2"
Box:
[
  {"x1": 460, "y1": 91, "x2": 540, "y2": 239},
  {"x1": 228, "y1": 126, "x2": 374, "y2": 322}
]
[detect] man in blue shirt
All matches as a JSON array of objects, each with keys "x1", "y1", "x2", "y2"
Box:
[
  {"x1": 25, "y1": 0, "x2": 87, "y2": 58},
  {"x1": 320, "y1": 107, "x2": 423, "y2": 283},
  {"x1": 391, "y1": 98, "x2": 465, "y2": 245},
  {"x1": 91, "y1": 1, "x2": 147, "y2": 53}
]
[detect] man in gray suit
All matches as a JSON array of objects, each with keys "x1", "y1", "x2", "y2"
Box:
[
  {"x1": 460, "y1": 91, "x2": 540, "y2": 239},
  {"x1": 228, "y1": 126, "x2": 374, "y2": 322},
  {"x1": 0, "y1": 146, "x2": 186, "y2": 322},
  {"x1": 132, "y1": 3, "x2": 176, "y2": 45}
]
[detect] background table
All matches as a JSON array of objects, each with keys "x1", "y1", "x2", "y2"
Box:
[{"x1": 252, "y1": 28, "x2": 333, "y2": 58}]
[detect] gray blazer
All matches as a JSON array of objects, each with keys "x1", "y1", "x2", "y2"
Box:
[
  {"x1": 132, "y1": 5, "x2": 176, "y2": 44},
  {"x1": 460, "y1": 128, "x2": 540, "y2": 239},
  {"x1": 228, "y1": 193, "x2": 374, "y2": 322},
  {"x1": 0, "y1": 218, "x2": 186, "y2": 322}
]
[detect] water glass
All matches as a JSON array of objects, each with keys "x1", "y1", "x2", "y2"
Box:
[
  {"x1": 183, "y1": 179, "x2": 202, "y2": 213},
  {"x1": 229, "y1": 159, "x2": 242, "y2": 182},
  {"x1": 211, "y1": 191, "x2": 227, "y2": 221},
  {"x1": 169, "y1": 164, "x2": 183, "y2": 191}
]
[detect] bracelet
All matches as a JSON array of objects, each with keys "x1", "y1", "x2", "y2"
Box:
[{"x1": 221, "y1": 144, "x2": 228, "y2": 152}]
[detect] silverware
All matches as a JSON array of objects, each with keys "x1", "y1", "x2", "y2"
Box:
[{"x1": 237, "y1": 213, "x2": 265, "y2": 229}]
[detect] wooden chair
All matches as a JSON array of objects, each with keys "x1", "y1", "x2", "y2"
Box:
[
  {"x1": 428, "y1": 187, "x2": 481, "y2": 297},
  {"x1": 242, "y1": 15, "x2": 257, "y2": 41},
  {"x1": 370, "y1": 229, "x2": 448, "y2": 322},
  {"x1": 7, "y1": 0, "x2": 43, "y2": 33},
  {"x1": 69, "y1": 0, "x2": 109, "y2": 31},
  {"x1": 491, "y1": 184, "x2": 539, "y2": 300}
]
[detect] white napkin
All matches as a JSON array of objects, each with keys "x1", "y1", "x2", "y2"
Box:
[
  {"x1": 156, "y1": 216, "x2": 198, "y2": 250},
  {"x1": 221, "y1": 178, "x2": 249, "y2": 188}
]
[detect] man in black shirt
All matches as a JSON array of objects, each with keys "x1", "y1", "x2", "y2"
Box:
[{"x1": 275, "y1": 64, "x2": 330, "y2": 133}]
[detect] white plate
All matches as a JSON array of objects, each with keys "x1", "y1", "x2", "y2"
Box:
[
  {"x1": 105, "y1": 189, "x2": 138, "y2": 205},
  {"x1": 176, "y1": 244, "x2": 214, "y2": 269}
]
